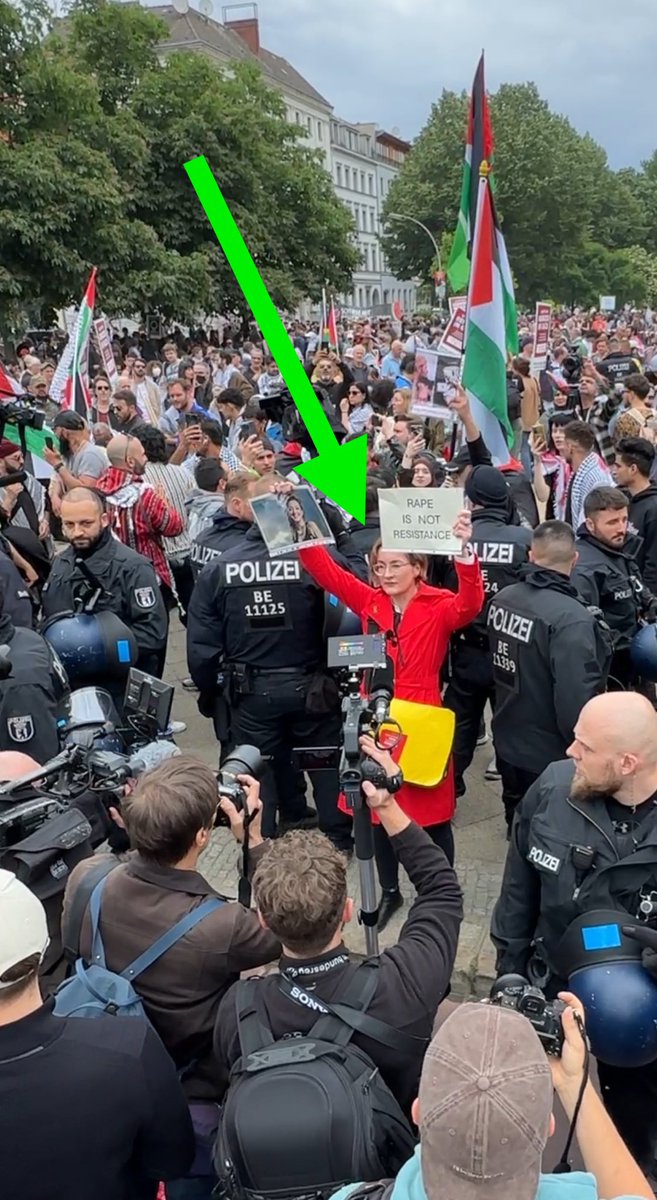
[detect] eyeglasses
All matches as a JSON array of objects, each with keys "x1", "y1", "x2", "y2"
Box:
[
  {"x1": 348, "y1": 388, "x2": 361, "y2": 396},
  {"x1": 372, "y1": 560, "x2": 409, "y2": 576},
  {"x1": 96, "y1": 384, "x2": 110, "y2": 391}
]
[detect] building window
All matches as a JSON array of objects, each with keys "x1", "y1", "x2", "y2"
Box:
[
  {"x1": 369, "y1": 210, "x2": 375, "y2": 232},
  {"x1": 336, "y1": 163, "x2": 342, "y2": 186},
  {"x1": 355, "y1": 207, "x2": 360, "y2": 230},
  {"x1": 358, "y1": 287, "x2": 364, "y2": 309},
  {"x1": 317, "y1": 121, "x2": 323, "y2": 139},
  {"x1": 360, "y1": 171, "x2": 365, "y2": 191},
  {"x1": 345, "y1": 166, "x2": 350, "y2": 188},
  {"x1": 363, "y1": 246, "x2": 369, "y2": 271},
  {"x1": 295, "y1": 111, "x2": 301, "y2": 124},
  {"x1": 369, "y1": 174, "x2": 374, "y2": 194},
  {"x1": 307, "y1": 116, "x2": 312, "y2": 131}
]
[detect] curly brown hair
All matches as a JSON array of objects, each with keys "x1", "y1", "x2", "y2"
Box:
[{"x1": 253, "y1": 831, "x2": 347, "y2": 955}]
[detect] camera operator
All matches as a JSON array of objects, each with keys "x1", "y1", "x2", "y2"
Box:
[
  {"x1": 0, "y1": 870, "x2": 195, "y2": 1200},
  {"x1": 329, "y1": 999, "x2": 653, "y2": 1200},
  {"x1": 491, "y1": 691, "x2": 657, "y2": 1179},
  {"x1": 0, "y1": 580, "x2": 69, "y2": 763},
  {"x1": 62, "y1": 754, "x2": 279, "y2": 1103},
  {"x1": 214, "y1": 736, "x2": 463, "y2": 1114},
  {"x1": 41, "y1": 487, "x2": 168, "y2": 685}
]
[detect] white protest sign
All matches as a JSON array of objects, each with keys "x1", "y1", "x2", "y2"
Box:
[
  {"x1": 530, "y1": 302, "x2": 552, "y2": 378},
  {"x1": 438, "y1": 304, "x2": 466, "y2": 358},
  {"x1": 599, "y1": 295, "x2": 616, "y2": 312},
  {"x1": 93, "y1": 317, "x2": 119, "y2": 388},
  {"x1": 379, "y1": 487, "x2": 464, "y2": 557}
]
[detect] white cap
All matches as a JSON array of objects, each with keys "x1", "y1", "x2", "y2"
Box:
[{"x1": 0, "y1": 870, "x2": 49, "y2": 987}]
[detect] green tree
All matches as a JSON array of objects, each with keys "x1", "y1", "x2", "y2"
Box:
[
  {"x1": 382, "y1": 79, "x2": 652, "y2": 307},
  {"x1": 0, "y1": 0, "x2": 357, "y2": 326}
]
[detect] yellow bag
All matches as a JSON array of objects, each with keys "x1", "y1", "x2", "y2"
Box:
[{"x1": 379, "y1": 699, "x2": 455, "y2": 788}]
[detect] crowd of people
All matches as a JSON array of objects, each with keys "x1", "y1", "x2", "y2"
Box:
[{"x1": 3, "y1": 306, "x2": 657, "y2": 1199}]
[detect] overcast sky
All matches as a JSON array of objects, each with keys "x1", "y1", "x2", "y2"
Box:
[{"x1": 232, "y1": 0, "x2": 654, "y2": 170}]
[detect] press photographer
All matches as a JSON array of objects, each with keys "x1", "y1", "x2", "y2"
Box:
[
  {"x1": 328, "y1": 999, "x2": 653, "y2": 1200},
  {"x1": 212, "y1": 736, "x2": 463, "y2": 1200},
  {"x1": 61, "y1": 753, "x2": 280, "y2": 1104}
]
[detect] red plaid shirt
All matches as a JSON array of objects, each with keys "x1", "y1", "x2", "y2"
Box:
[{"x1": 95, "y1": 467, "x2": 184, "y2": 589}]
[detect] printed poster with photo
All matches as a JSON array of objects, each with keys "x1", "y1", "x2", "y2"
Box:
[
  {"x1": 411, "y1": 351, "x2": 460, "y2": 421},
  {"x1": 251, "y1": 486, "x2": 335, "y2": 557}
]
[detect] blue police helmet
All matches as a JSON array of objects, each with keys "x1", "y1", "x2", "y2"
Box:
[
  {"x1": 569, "y1": 963, "x2": 657, "y2": 1067},
  {"x1": 556, "y1": 910, "x2": 657, "y2": 1067},
  {"x1": 42, "y1": 611, "x2": 138, "y2": 688},
  {"x1": 630, "y1": 624, "x2": 657, "y2": 682},
  {"x1": 323, "y1": 594, "x2": 361, "y2": 640}
]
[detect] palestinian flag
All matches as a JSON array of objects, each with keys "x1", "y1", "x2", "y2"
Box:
[
  {"x1": 461, "y1": 171, "x2": 515, "y2": 465},
  {"x1": 59, "y1": 266, "x2": 97, "y2": 416},
  {"x1": 0, "y1": 363, "x2": 23, "y2": 399},
  {"x1": 447, "y1": 54, "x2": 493, "y2": 296}
]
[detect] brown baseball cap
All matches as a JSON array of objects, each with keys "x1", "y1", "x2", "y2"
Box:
[{"x1": 419, "y1": 1004, "x2": 552, "y2": 1200}]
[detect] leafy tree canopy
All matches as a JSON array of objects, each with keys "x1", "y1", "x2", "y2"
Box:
[
  {"x1": 0, "y1": 0, "x2": 357, "y2": 327},
  {"x1": 382, "y1": 81, "x2": 657, "y2": 308}
]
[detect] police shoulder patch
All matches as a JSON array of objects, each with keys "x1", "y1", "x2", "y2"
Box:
[
  {"x1": 134, "y1": 586, "x2": 156, "y2": 610},
  {"x1": 8, "y1": 715, "x2": 34, "y2": 743}
]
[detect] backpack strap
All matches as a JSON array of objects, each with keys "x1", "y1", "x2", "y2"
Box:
[
  {"x1": 120, "y1": 896, "x2": 225, "y2": 980},
  {"x1": 62, "y1": 856, "x2": 122, "y2": 964},
  {"x1": 279, "y1": 961, "x2": 427, "y2": 1056},
  {"x1": 234, "y1": 977, "x2": 276, "y2": 1060}
]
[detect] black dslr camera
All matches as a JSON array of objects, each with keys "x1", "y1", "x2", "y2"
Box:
[
  {"x1": 561, "y1": 351, "x2": 583, "y2": 387},
  {"x1": 0, "y1": 397, "x2": 45, "y2": 432},
  {"x1": 215, "y1": 744, "x2": 266, "y2": 825},
  {"x1": 489, "y1": 974, "x2": 566, "y2": 1056}
]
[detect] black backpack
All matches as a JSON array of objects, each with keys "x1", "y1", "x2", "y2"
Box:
[{"x1": 216, "y1": 962, "x2": 420, "y2": 1200}]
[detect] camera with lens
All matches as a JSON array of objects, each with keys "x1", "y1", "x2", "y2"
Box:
[
  {"x1": 0, "y1": 398, "x2": 45, "y2": 432},
  {"x1": 279, "y1": 384, "x2": 344, "y2": 451},
  {"x1": 561, "y1": 351, "x2": 583, "y2": 387},
  {"x1": 215, "y1": 744, "x2": 266, "y2": 826},
  {"x1": 488, "y1": 974, "x2": 566, "y2": 1055}
]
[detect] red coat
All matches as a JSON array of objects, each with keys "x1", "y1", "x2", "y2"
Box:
[{"x1": 299, "y1": 545, "x2": 484, "y2": 825}]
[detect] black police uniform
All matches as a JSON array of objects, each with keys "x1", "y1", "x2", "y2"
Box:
[
  {"x1": 628, "y1": 485, "x2": 657, "y2": 595},
  {"x1": 0, "y1": 610, "x2": 69, "y2": 762},
  {"x1": 187, "y1": 526, "x2": 353, "y2": 850},
  {"x1": 491, "y1": 758, "x2": 657, "y2": 1176},
  {"x1": 0, "y1": 548, "x2": 32, "y2": 628},
  {"x1": 41, "y1": 528, "x2": 168, "y2": 679},
  {"x1": 487, "y1": 565, "x2": 611, "y2": 828},
  {"x1": 597, "y1": 351, "x2": 641, "y2": 386},
  {"x1": 443, "y1": 510, "x2": 532, "y2": 794},
  {"x1": 189, "y1": 511, "x2": 251, "y2": 582},
  {"x1": 572, "y1": 528, "x2": 657, "y2": 688}
]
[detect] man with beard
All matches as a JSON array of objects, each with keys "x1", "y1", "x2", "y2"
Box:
[
  {"x1": 572, "y1": 486, "x2": 657, "y2": 688},
  {"x1": 41, "y1": 487, "x2": 167, "y2": 681},
  {"x1": 44, "y1": 412, "x2": 109, "y2": 519},
  {"x1": 491, "y1": 691, "x2": 657, "y2": 1185}
]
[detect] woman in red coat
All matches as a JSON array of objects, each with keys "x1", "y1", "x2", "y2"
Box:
[{"x1": 299, "y1": 509, "x2": 484, "y2": 930}]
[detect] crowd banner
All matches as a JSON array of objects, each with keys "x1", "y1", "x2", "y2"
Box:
[{"x1": 438, "y1": 304, "x2": 466, "y2": 358}]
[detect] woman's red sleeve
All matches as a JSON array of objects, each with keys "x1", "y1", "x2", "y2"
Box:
[
  {"x1": 434, "y1": 556, "x2": 485, "y2": 634},
  {"x1": 298, "y1": 544, "x2": 375, "y2": 619}
]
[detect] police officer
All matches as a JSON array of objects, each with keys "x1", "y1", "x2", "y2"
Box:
[
  {"x1": 0, "y1": 540, "x2": 32, "y2": 628},
  {"x1": 572, "y1": 485, "x2": 657, "y2": 688},
  {"x1": 189, "y1": 471, "x2": 254, "y2": 581},
  {"x1": 487, "y1": 520, "x2": 611, "y2": 830},
  {"x1": 186, "y1": 489, "x2": 356, "y2": 853},
  {"x1": 0, "y1": 582, "x2": 69, "y2": 762},
  {"x1": 491, "y1": 691, "x2": 657, "y2": 1179},
  {"x1": 41, "y1": 487, "x2": 168, "y2": 681},
  {"x1": 443, "y1": 465, "x2": 532, "y2": 797}
]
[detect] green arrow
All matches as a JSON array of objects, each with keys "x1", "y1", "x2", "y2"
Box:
[{"x1": 184, "y1": 155, "x2": 367, "y2": 523}]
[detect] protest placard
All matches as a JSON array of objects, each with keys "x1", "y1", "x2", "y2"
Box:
[
  {"x1": 251, "y1": 485, "x2": 335, "y2": 557},
  {"x1": 449, "y1": 295, "x2": 467, "y2": 316},
  {"x1": 93, "y1": 318, "x2": 119, "y2": 388},
  {"x1": 530, "y1": 302, "x2": 552, "y2": 378},
  {"x1": 379, "y1": 487, "x2": 464, "y2": 556},
  {"x1": 438, "y1": 304, "x2": 466, "y2": 358}
]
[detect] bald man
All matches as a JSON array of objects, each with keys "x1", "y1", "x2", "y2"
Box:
[{"x1": 492, "y1": 690, "x2": 657, "y2": 1178}]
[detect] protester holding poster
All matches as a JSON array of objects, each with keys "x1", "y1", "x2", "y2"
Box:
[
  {"x1": 251, "y1": 485, "x2": 333, "y2": 556},
  {"x1": 298, "y1": 508, "x2": 483, "y2": 931}
]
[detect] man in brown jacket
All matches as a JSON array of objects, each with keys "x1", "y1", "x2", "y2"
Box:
[{"x1": 61, "y1": 755, "x2": 279, "y2": 1102}]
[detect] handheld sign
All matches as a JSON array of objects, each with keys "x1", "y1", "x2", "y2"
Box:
[
  {"x1": 251, "y1": 485, "x2": 334, "y2": 557},
  {"x1": 378, "y1": 487, "x2": 464, "y2": 556}
]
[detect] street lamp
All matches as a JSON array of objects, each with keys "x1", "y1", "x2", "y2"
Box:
[{"x1": 386, "y1": 212, "x2": 441, "y2": 271}]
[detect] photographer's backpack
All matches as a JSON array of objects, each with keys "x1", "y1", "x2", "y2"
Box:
[
  {"x1": 54, "y1": 865, "x2": 224, "y2": 1018},
  {"x1": 216, "y1": 962, "x2": 419, "y2": 1200}
]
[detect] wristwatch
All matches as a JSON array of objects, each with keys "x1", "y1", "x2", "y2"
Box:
[
  {"x1": 54, "y1": 461, "x2": 64, "y2": 472},
  {"x1": 386, "y1": 769, "x2": 404, "y2": 794}
]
